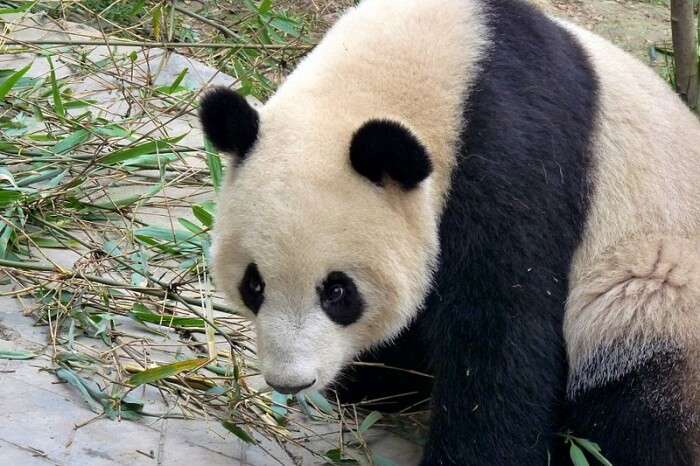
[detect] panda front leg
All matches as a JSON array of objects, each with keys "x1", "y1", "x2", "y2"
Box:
[
  {"x1": 563, "y1": 236, "x2": 700, "y2": 466},
  {"x1": 420, "y1": 301, "x2": 566, "y2": 465}
]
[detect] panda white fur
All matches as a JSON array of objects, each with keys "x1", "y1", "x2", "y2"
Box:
[{"x1": 199, "y1": 0, "x2": 700, "y2": 464}]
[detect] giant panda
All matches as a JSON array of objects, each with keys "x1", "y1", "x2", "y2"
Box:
[{"x1": 198, "y1": 0, "x2": 700, "y2": 464}]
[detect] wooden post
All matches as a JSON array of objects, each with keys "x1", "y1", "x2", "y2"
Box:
[{"x1": 671, "y1": 0, "x2": 698, "y2": 110}]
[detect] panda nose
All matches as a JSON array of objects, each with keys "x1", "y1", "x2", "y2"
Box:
[{"x1": 267, "y1": 379, "x2": 316, "y2": 395}]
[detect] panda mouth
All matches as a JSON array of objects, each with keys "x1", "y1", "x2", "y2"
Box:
[{"x1": 266, "y1": 379, "x2": 316, "y2": 395}]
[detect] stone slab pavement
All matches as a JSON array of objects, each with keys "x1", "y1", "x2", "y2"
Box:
[{"x1": 0, "y1": 295, "x2": 422, "y2": 466}]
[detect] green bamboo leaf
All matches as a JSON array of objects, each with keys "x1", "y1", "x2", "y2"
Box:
[
  {"x1": 192, "y1": 204, "x2": 214, "y2": 228},
  {"x1": 63, "y1": 98, "x2": 96, "y2": 109},
  {"x1": 47, "y1": 56, "x2": 64, "y2": 117},
  {"x1": 168, "y1": 67, "x2": 188, "y2": 93},
  {"x1": 205, "y1": 385, "x2": 226, "y2": 396},
  {"x1": 204, "y1": 138, "x2": 223, "y2": 191},
  {"x1": 270, "y1": 391, "x2": 290, "y2": 420},
  {"x1": 45, "y1": 170, "x2": 67, "y2": 189},
  {"x1": 130, "y1": 249, "x2": 148, "y2": 286},
  {"x1": 178, "y1": 218, "x2": 204, "y2": 235},
  {"x1": 0, "y1": 349, "x2": 36, "y2": 360},
  {"x1": 0, "y1": 223, "x2": 14, "y2": 258},
  {"x1": 0, "y1": 190, "x2": 21, "y2": 206},
  {"x1": 573, "y1": 437, "x2": 613, "y2": 466},
  {"x1": 30, "y1": 235, "x2": 80, "y2": 249},
  {"x1": 570, "y1": 443, "x2": 590, "y2": 466},
  {"x1": 56, "y1": 368, "x2": 102, "y2": 413},
  {"x1": 135, "y1": 225, "x2": 202, "y2": 247},
  {"x1": 304, "y1": 390, "x2": 334, "y2": 415},
  {"x1": 127, "y1": 358, "x2": 208, "y2": 387},
  {"x1": 92, "y1": 182, "x2": 163, "y2": 209},
  {"x1": 0, "y1": 3, "x2": 33, "y2": 14},
  {"x1": 222, "y1": 421, "x2": 256, "y2": 444},
  {"x1": 98, "y1": 135, "x2": 184, "y2": 165},
  {"x1": 358, "y1": 410, "x2": 383, "y2": 434},
  {"x1": 0, "y1": 168, "x2": 17, "y2": 187},
  {"x1": 129, "y1": 303, "x2": 205, "y2": 328},
  {"x1": 53, "y1": 129, "x2": 90, "y2": 154},
  {"x1": 324, "y1": 449, "x2": 359, "y2": 464},
  {"x1": 122, "y1": 152, "x2": 177, "y2": 167},
  {"x1": 0, "y1": 63, "x2": 32, "y2": 100},
  {"x1": 93, "y1": 124, "x2": 130, "y2": 139},
  {"x1": 204, "y1": 364, "x2": 234, "y2": 376},
  {"x1": 258, "y1": 0, "x2": 272, "y2": 14},
  {"x1": 269, "y1": 17, "x2": 302, "y2": 38}
]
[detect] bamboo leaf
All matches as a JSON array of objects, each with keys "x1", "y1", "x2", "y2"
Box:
[
  {"x1": 53, "y1": 129, "x2": 90, "y2": 154},
  {"x1": 92, "y1": 182, "x2": 163, "y2": 209},
  {"x1": 573, "y1": 437, "x2": 613, "y2": 466},
  {"x1": 270, "y1": 391, "x2": 290, "y2": 420},
  {"x1": 56, "y1": 368, "x2": 102, "y2": 413},
  {"x1": 0, "y1": 3, "x2": 33, "y2": 15},
  {"x1": 324, "y1": 449, "x2": 359, "y2": 464},
  {"x1": 0, "y1": 349, "x2": 36, "y2": 360},
  {"x1": 192, "y1": 204, "x2": 214, "y2": 228},
  {"x1": 0, "y1": 63, "x2": 32, "y2": 100},
  {"x1": 204, "y1": 138, "x2": 223, "y2": 191},
  {"x1": 129, "y1": 303, "x2": 205, "y2": 328},
  {"x1": 0, "y1": 223, "x2": 14, "y2": 258},
  {"x1": 0, "y1": 168, "x2": 17, "y2": 187},
  {"x1": 93, "y1": 124, "x2": 130, "y2": 139},
  {"x1": 178, "y1": 218, "x2": 204, "y2": 235},
  {"x1": 47, "y1": 56, "x2": 64, "y2": 117},
  {"x1": 98, "y1": 135, "x2": 184, "y2": 165},
  {"x1": 0, "y1": 190, "x2": 21, "y2": 206},
  {"x1": 358, "y1": 410, "x2": 383, "y2": 434},
  {"x1": 222, "y1": 421, "x2": 256, "y2": 444},
  {"x1": 168, "y1": 67, "x2": 188, "y2": 93},
  {"x1": 127, "y1": 358, "x2": 208, "y2": 387},
  {"x1": 304, "y1": 391, "x2": 334, "y2": 415},
  {"x1": 569, "y1": 443, "x2": 590, "y2": 466}
]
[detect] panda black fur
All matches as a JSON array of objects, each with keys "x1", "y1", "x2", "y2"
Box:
[{"x1": 200, "y1": 0, "x2": 700, "y2": 465}]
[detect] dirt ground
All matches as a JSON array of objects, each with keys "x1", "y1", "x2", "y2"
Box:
[
  {"x1": 305, "y1": 0, "x2": 671, "y2": 67},
  {"x1": 534, "y1": 0, "x2": 671, "y2": 63}
]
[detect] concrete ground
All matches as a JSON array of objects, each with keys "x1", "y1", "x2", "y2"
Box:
[{"x1": 0, "y1": 293, "x2": 421, "y2": 466}]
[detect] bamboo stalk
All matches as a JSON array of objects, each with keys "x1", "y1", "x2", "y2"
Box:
[
  {"x1": 0, "y1": 39, "x2": 313, "y2": 50},
  {"x1": 0, "y1": 258, "x2": 236, "y2": 315}
]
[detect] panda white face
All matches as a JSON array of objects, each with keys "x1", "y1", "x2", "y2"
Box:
[{"x1": 201, "y1": 88, "x2": 439, "y2": 394}]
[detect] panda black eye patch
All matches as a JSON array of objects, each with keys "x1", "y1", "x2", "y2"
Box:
[
  {"x1": 239, "y1": 263, "x2": 265, "y2": 314},
  {"x1": 318, "y1": 272, "x2": 364, "y2": 326}
]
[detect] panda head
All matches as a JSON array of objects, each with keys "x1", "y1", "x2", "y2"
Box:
[{"x1": 200, "y1": 87, "x2": 439, "y2": 395}]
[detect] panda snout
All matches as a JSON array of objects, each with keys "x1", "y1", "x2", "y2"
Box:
[{"x1": 266, "y1": 378, "x2": 316, "y2": 395}]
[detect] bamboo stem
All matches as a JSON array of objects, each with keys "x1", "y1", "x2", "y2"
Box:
[
  {"x1": 0, "y1": 39, "x2": 313, "y2": 50},
  {"x1": 0, "y1": 258, "x2": 236, "y2": 315}
]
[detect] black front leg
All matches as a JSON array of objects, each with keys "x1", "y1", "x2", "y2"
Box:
[{"x1": 421, "y1": 305, "x2": 565, "y2": 466}]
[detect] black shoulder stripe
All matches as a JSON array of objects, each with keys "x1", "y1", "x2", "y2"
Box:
[
  {"x1": 429, "y1": 0, "x2": 600, "y2": 317},
  {"x1": 422, "y1": 0, "x2": 599, "y2": 460}
]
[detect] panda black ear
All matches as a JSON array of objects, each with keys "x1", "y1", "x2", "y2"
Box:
[
  {"x1": 199, "y1": 87, "x2": 259, "y2": 159},
  {"x1": 349, "y1": 120, "x2": 432, "y2": 190}
]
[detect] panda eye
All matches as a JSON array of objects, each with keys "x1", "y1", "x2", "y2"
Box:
[
  {"x1": 239, "y1": 263, "x2": 265, "y2": 314},
  {"x1": 325, "y1": 284, "x2": 345, "y2": 303},
  {"x1": 249, "y1": 278, "x2": 263, "y2": 294},
  {"x1": 318, "y1": 272, "x2": 364, "y2": 326}
]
